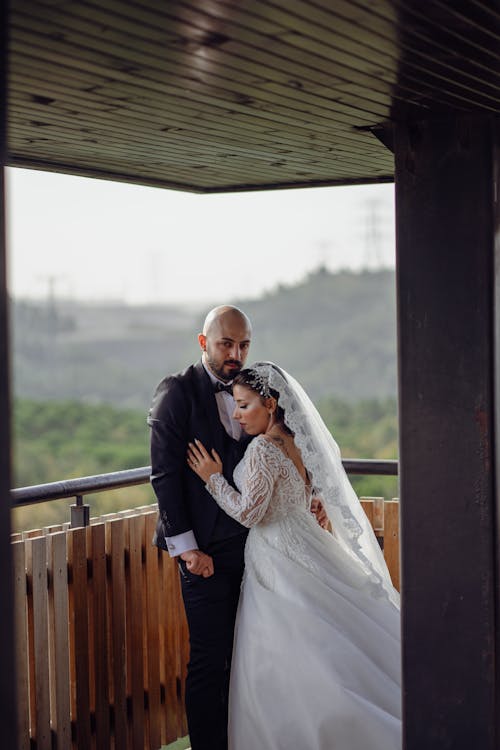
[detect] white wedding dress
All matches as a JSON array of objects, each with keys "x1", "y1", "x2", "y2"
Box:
[{"x1": 206, "y1": 435, "x2": 401, "y2": 750}]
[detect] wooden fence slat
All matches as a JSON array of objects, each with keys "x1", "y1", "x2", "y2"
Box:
[
  {"x1": 178, "y1": 570, "x2": 189, "y2": 738},
  {"x1": 70, "y1": 527, "x2": 91, "y2": 749},
  {"x1": 129, "y1": 514, "x2": 146, "y2": 749},
  {"x1": 161, "y1": 550, "x2": 182, "y2": 745},
  {"x1": 107, "y1": 518, "x2": 128, "y2": 749},
  {"x1": 46, "y1": 524, "x2": 65, "y2": 534},
  {"x1": 372, "y1": 497, "x2": 385, "y2": 535},
  {"x1": 47, "y1": 534, "x2": 57, "y2": 742},
  {"x1": 161, "y1": 547, "x2": 189, "y2": 742},
  {"x1": 136, "y1": 504, "x2": 157, "y2": 515},
  {"x1": 91, "y1": 523, "x2": 111, "y2": 750},
  {"x1": 50, "y1": 532, "x2": 72, "y2": 750},
  {"x1": 23, "y1": 529, "x2": 44, "y2": 540},
  {"x1": 157, "y1": 549, "x2": 167, "y2": 743},
  {"x1": 13, "y1": 541, "x2": 31, "y2": 750},
  {"x1": 145, "y1": 512, "x2": 162, "y2": 750},
  {"x1": 360, "y1": 498, "x2": 375, "y2": 529},
  {"x1": 384, "y1": 500, "x2": 400, "y2": 591},
  {"x1": 32, "y1": 536, "x2": 52, "y2": 750},
  {"x1": 25, "y1": 539, "x2": 36, "y2": 745}
]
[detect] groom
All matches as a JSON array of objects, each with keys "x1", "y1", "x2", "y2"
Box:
[{"x1": 148, "y1": 305, "x2": 253, "y2": 750}]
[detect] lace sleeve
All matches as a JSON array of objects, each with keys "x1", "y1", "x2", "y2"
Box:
[{"x1": 205, "y1": 437, "x2": 280, "y2": 527}]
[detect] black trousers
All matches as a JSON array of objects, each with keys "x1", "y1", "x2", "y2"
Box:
[{"x1": 179, "y1": 534, "x2": 246, "y2": 750}]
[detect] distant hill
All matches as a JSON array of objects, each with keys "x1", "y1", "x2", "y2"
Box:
[
  {"x1": 233, "y1": 267, "x2": 397, "y2": 401},
  {"x1": 11, "y1": 268, "x2": 397, "y2": 408}
]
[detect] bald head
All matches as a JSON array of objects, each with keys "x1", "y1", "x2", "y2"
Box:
[
  {"x1": 202, "y1": 305, "x2": 252, "y2": 338},
  {"x1": 199, "y1": 305, "x2": 252, "y2": 382}
]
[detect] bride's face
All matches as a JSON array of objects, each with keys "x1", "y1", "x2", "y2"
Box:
[{"x1": 232, "y1": 385, "x2": 269, "y2": 435}]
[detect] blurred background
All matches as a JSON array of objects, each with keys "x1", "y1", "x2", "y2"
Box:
[{"x1": 7, "y1": 167, "x2": 398, "y2": 530}]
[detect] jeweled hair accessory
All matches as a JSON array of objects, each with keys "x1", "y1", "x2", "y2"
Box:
[{"x1": 247, "y1": 370, "x2": 271, "y2": 398}]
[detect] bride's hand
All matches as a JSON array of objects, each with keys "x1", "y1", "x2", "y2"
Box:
[{"x1": 187, "y1": 439, "x2": 223, "y2": 483}]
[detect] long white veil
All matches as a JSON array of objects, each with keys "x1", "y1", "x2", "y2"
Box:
[{"x1": 251, "y1": 361, "x2": 399, "y2": 604}]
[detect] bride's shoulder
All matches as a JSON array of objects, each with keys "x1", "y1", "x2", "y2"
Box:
[{"x1": 246, "y1": 434, "x2": 282, "y2": 459}]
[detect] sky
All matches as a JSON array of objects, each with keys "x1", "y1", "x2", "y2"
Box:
[{"x1": 6, "y1": 167, "x2": 395, "y2": 307}]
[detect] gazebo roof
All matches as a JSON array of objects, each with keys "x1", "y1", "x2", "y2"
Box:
[{"x1": 7, "y1": 0, "x2": 500, "y2": 193}]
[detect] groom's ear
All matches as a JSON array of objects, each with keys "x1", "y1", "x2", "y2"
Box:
[{"x1": 198, "y1": 333, "x2": 206, "y2": 352}]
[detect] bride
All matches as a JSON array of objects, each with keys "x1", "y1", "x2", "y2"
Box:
[{"x1": 187, "y1": 362, "x2": 401, "y2": 750}]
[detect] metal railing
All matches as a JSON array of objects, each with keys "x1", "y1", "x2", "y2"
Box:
[{"x1": 10, "y1": 459, "x2": 398, "y2": 528}]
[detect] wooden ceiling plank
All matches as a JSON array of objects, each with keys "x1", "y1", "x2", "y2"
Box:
[
  {"x1": 6, "y1": 8, "x2": 402, "y2": 125},
  {"x1": 20, "y1": 0, "x2": 184, "y2": 46},
  {"x1": 9, "y1": 65, "x2": 390, "y2": 160},
  {"x1": 8, "y1": 98, "x2": 383, "y2": 172},
  {"x1": 138, "y1": 1, "x2": 412, "y2": 97},
  {"x1": 7, "y1": 152, "x2": 393, "y2": 192},
  {"x1": 9, "y1": 115, "x2": 388, "y2": 181},
  {"x1": 286, "y1": 33, "x2": 500, "y2": 107},
  {"x1": 425, "y1": 0, "x2": 500, "y2": 45},
  {"x1": 9, "y1": 121, "x2": 385, "y2": 181},
  {"x1": 8, "y1": 65, "x2": 390, "y2": 158},
  {"x1": 311, "y1": 0, "x2": 500, "y2": 80},
  {"x1": 8, "y1": 96, "x2": 385, "y2": 163},
  {"x1": 9, "y1": 103, "x2": 392, "y2": 173},
  {"x1": 176, "y1": 0, "x2": 402, "y2": 74},
  {"x1": 9, "y1": 34, "x2": 393, "y2": 131},
  {"x1": 141, "y1": 0, "x2": 472, "y2": 111},
  {"x1": 294, "y1": 0, "x2": 400, "y2": 37},
  {"x1": 390, "y1": 0, "x2": 500, "y2": 77},
  {"x1": 8, "y1": 113, "x2": 384, "y2": 184},
  {"x1": 20, "y1": 2, "x2": 398, "y2": 122},
  {"x1": 8, "y1": 30, "x2": 395, "y2": 138},
  {"x1": 8, "y1": 125, "x2": 385, "y2": 182},
  {"x1": 292, "y1": 0, "x2": 500, "y2": 112},
  {"x1": 7, "y1": 62, "x2": 392, "y2": 165},
  {"x1": 14, "y1": 0, "x2": 397, "y2": 94},
  {"x1": 8, "y1": 104, "x2": 387, "y2": 177},
  {"x1": 52, "y1": 0, "x2": 419, "y2": 106},
  {"x1": 6, "y1": 15, "x2": 389, "y2": 125}
]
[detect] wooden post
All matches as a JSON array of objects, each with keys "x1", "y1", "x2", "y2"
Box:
[
  {"x1": 395, "y1": 115, "x2": 500, "y2": 749},
  {"x1": 0, "y1": 0, "x2": 18, "y2": 745}
]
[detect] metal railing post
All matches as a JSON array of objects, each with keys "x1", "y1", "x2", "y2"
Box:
[{"x1": 70, "y1": 494, "x2": 90, "y2": 528}]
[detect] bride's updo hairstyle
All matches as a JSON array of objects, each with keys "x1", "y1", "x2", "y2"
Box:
[{"x1": 232, "y1": 368, "x2": 293, "y2": 435}]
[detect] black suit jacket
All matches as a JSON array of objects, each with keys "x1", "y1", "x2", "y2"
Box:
[{"x1": 148, "y1": 361, "x2": 250, "y2": 552}]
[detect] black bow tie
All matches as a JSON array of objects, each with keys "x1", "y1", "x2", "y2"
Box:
[{"x1": 214, "y1": 381, "x2": 233, "y2": 395}]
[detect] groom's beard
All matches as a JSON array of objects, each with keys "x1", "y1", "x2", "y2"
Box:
[{"x1": 206, "y1": 356, "x2": 242, "y2": 382}]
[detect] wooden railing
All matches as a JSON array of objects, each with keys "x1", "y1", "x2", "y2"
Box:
[
  {"x1": 12, "y1": 506, "x2": 188, "y2": 750},
  {"x1": 361, "y1": 497, "x2": 400, "y2": 590},
  {"x1": 11, "y1": 497, "x2": 399, "y2": 750}
]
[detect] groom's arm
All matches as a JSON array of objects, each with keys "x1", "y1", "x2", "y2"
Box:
[
  {"x1": 148, "y1": 374, "x2": 215, "y2": 575},
  {"x1": 148, "y1": 376, "x2": 197, "y2": 552}
]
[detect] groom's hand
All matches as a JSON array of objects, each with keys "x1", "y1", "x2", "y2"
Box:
[{"x1": 180, "y1": 549, "x2": 214, "y2": 577}]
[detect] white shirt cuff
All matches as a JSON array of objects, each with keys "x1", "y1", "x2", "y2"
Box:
[{"x1": 165, "y1": 530, "x2": 199, "y2": 557}]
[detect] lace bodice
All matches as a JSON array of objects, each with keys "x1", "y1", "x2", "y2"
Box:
[{"x1": 206, "y1": 435, "x2": 311, "y2": 528}]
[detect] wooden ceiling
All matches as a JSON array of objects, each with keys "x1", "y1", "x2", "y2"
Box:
[{"x1": 6, "y1": 0, "x2": 500, "y2": 193}]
